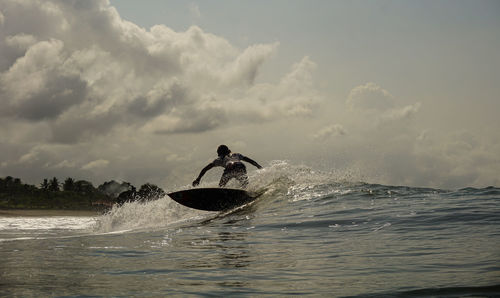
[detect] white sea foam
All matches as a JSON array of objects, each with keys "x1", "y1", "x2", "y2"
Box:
[
  {"x1": 92, "y1": 195, "x2": 212, "y2": 233},
  {"x1": 0, "y1": 216, "x2": 96, "y2": 231}
]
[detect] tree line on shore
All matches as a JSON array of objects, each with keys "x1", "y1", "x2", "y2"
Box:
[{"x1": 0, "y1": 176, "x2": 166, "y2": 210}]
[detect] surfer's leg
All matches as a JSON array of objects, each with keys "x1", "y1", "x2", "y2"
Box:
[
  {"x1": 219, "y1": 174, "x2": 230, "y2": 187},
  {"x1": 237, "y1": 173, "x2": 249, "y2": 189},
  {"x1": 234, "y1": 163, "x2": 248, "y2": 188},
  {"x1": 219, "y1": 167, "x2": 236, "y2": 187},
  {"x1": 220, "y1": 162, "x2": 247, "y2": 188}
]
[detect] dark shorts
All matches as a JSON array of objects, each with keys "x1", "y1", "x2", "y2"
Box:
[{"x1": 220, "y1": 162, "x2": 248, "y2": 188}]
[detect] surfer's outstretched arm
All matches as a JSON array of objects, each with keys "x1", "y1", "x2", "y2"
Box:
[
  {"x1": 242, "y1": 156, "x2": 263, "y2": 169},
  {"x1": 193, "y1": 163, "x2": 214, "y2": 186}
]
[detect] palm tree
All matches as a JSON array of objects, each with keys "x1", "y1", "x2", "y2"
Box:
[
  {"x1": 49, "y1": 177, "x2": 60, "y2": 192},
  {"x1": 40, "y1": 179, "x2": 49, "y2": 190},
  {"x1": 63, "y1": 177, "x2": 75, "y2": 192}
]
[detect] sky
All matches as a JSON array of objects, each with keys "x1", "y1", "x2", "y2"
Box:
[{"x1": 1, "y1": 0, "x2": 499, "y2": 190}]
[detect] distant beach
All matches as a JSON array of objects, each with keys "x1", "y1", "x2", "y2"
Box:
[{"x1": 0, "y1": 209, "x2": 101, "y2": 217}]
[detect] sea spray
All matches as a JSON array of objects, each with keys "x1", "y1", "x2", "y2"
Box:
[
  {"x1": 248, "y1": 160, "x2": 363, "y2": 202},
  {"x1": 92, "y1": 195, "x2": 209, "y2": 233},
  {"x1": 92, "y1": 161, "x2": 367, "y2": 233}
]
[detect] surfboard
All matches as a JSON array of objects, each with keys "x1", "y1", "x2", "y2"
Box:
[{"x1": 168, "y1": 188, "x2": 261, "y2": 211}]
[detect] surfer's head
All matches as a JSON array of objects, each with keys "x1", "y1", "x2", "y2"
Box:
[{"x1": 217, "y1": 145, "x2": 231, "y2": 157}]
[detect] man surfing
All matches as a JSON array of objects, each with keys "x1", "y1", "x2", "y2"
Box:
[{"x1": 192, "y1": 145, "x2": 263, "y2": 188}]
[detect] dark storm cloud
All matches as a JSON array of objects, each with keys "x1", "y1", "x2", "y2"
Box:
[
  {"x1": 49, "y1": 109, "x2": 120, "y2": 144},
  {"x1": 153, "y1": 107, "x2": 227, "y2": 134},
  {"x1": 126, "y1": 81, "x2": 187, "y2": 118},
  {"x1": 7, "y1": 74, "x2": 88, "y2": 121}
]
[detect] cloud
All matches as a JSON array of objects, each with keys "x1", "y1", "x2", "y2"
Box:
[
  {"x1": 347, "y1": 82, "x2": 394, "y2": 111},
  {"x1": 15, "y1": 144, "x2": 57, "y2": 166},
  {"x1": 411, "y1": 130, "x2": 500, "y2": 188},
  {"x1": 1, "y1": 39, "x2": 87, "y2": 120},
  {"x1": 313, "y1": 124, "x2": 346, "y2": 140},
  {"x1": 53, "y1": 159, "x2": 77, "y2": 169},
  {"x1": 150, "y1": 106, "x2": 227, "y2": 134},
  {"x1": 0, "y1": 0, "x2": 324, "y2": 187},
  {"x1": 345, "y1": 82, "x2": 422, "y2": 127},
  {"x1": 188, "y1": 3, "x2": 201, "y2": 19},
  {"x1": 0, "y1": 0, "x2": 323, "y2": 188},
  {"x1": 82, "y1": 159, "x2": 109, "y2": 170},
  {"x1": 18, "y1": 150, "x2": 41, "y2": 164},
  {"x1": 242, "y1": 56, "x2": 320, "y2": 119},
  {"x1": 228, "y1": 43, "x2": 278, "y2": 86},
  {"x1": 2, "y1": 0, "x2": 495, "y2": 191},
  {"x1": 381, "y1": 102, "x2": 421, "y2": 122},
  {"x1": 5, "y1": 34, "x2": 37, "y2": 50},
  {"x1": 0, "y1": 0, "x2": 313, "y2": 142},
  {"x1": 337, "y1": 82, "x2": 500, "y2": 188}
]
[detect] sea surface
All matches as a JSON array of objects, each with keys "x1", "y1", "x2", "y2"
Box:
[{"x1": 1, "y1": 161, "x2": 499, "y2": 297}]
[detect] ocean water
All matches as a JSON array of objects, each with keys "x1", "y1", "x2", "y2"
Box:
[{"x1": 1, "y1": 161, "x2": 499, "y2": 297}]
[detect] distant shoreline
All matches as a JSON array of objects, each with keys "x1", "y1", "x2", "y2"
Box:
[{"x1": 0, "y1": 209, "x2": 102, "y2": 217}]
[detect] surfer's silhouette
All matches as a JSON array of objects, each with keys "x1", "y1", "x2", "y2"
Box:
[{"x1": 192, "y1": 145, "x2": 262, "y2": 188}]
